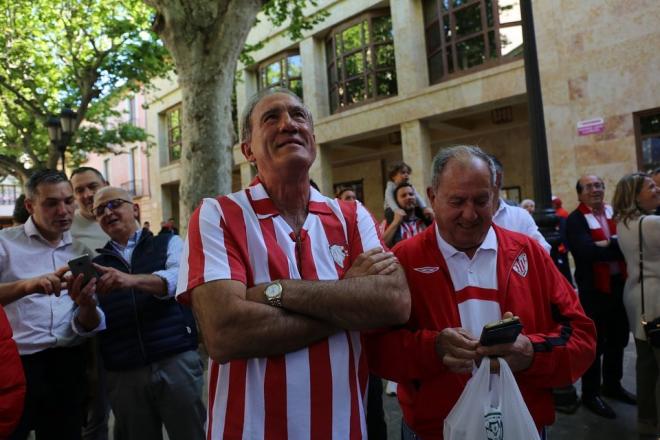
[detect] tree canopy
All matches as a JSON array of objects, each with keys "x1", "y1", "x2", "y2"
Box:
[
  {"x1": 0, "y1": 0, "x2": 172, "y2": 182},
  {"x1": 145, "y1": 0, "x2": 327, "y2": 223}
]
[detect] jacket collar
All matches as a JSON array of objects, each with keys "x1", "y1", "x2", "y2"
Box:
[{"x1": 420, "y1": 222, "x2": 527, "y2": 298}]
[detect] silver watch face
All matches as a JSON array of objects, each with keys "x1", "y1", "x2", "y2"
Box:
[{"x1": 265, "y1": 282, "x2": 281, "y2": 299}]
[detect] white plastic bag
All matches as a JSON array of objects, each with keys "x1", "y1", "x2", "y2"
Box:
[{"x1": 443, "y1": 357, "x2": 540, "y2": 440}]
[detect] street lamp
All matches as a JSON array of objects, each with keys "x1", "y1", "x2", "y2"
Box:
[{"x1": 46, "y1": 107, "x2": 77, "y2": 173}]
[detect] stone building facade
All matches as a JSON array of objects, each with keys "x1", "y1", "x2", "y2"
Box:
[{"x1": 143, "y1": 0, "x2": 660, "y2": 229}]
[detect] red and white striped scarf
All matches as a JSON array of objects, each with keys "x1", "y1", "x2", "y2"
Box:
[{"x1": 577, "y1": 202, "x2": 626, "y2": 293}]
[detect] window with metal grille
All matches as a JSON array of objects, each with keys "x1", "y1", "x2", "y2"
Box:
[
  {"x1": 635, "y1": 109, "x2": 660, "y2": 172},
  {"x1": 258, "y1": 52, "x2": 303, "y2": 98},
  {"x1": 166, "y1": 105, "x2": 181, "y2": 162}
]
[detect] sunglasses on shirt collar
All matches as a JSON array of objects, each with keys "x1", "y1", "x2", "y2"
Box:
[{"x1": 93, "y1": 199, "x2": 133, "y2": 218}]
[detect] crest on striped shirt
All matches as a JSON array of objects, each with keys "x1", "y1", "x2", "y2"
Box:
[
  {"x1": 512, "y1": 252, "x2": 528, "y2": 277},
  {"x1": 329, "y1": 244, "x2": 348, "y2": 268}
]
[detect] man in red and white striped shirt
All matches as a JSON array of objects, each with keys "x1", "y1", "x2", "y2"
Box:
[
  {"x1": 380, "y1": 182, "x2": 432, "y2": 248},
  {"x1": 176, "y1": 88, "x2": 411, "y2": 439}
]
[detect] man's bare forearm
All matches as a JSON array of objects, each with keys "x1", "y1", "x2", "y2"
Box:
[
  {"x1": 0, "y1": 280, "x2": 31, "y2": 306},
  {"x1": 192, "y1": 281, "x2": 337, "y2": 363},
  {"x1": 248, "y1": 266, "x2": 410, "y2": 330}
]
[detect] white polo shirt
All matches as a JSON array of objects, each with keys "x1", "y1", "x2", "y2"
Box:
[
  {"x1": 435, "y1": 225, "x2": 501, "y2": 338},
  {"x1": 1, "y1": 217, "x2": 105, "y2": 355},
  {"x1": 493, "y1": 199, "x2": 551, "y2": 254}
]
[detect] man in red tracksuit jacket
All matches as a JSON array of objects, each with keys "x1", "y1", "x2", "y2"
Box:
[
  {"x1": 365, "y1": 145, "x2": 596, "y2": 439},
  {"x1": 0, "y1": 304, "x2": 25, "y2": 438}
]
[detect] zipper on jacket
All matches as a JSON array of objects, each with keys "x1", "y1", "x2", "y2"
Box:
[{"x1": 97, "y1": 248, "x2": 148, "y2": 362}]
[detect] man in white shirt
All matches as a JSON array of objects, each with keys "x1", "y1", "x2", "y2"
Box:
[
  {"x1": 0, "y1": 169, "x2": 104, "y2": 440},
  {"x1": 489, "y1": 155, "x2": 551, "y2": 253},
  {"x1": 70, "y1": 167, "x2": 110, "y2": 255},
  {"x1": 70, "y1": 166, "x2": 111, "y2": 440}
]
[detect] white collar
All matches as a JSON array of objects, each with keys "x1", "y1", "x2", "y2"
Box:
[
  {"x1": 435, "y1": 223, "x2": 497, "y2": 260},
  {"x1": 493, "y1": 198, "x2": 508, "y2": 218},
  {"x1": 24, "y1": 216, "x2": 72, "y2": 246},
  {"x1": 111, "y1": 228, "x2": 141, "y2": 251}
]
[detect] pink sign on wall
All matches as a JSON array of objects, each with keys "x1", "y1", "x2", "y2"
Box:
[{"x1": 577, "y1": 117, "x2": 605, "y2": 136}]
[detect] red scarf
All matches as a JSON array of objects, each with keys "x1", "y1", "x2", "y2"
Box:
[{"x1": 577, "y1": 203, "x2": 626, "y2": 293}]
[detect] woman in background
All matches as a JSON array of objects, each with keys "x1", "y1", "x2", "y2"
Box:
[{"x1": 613, "y1": 172, "x2": 660, "y2": 438}]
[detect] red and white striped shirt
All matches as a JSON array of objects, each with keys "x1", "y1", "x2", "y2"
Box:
[{"x1": 177, "y1": 179, "x2": 382, "y2": 439}]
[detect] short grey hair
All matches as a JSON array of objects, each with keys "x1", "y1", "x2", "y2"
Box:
[
  {"x1": 240, "y1": 87, "x2": 313, "y2": 143},
  {"x1": 430, "y1": 145, "x2": 496, "y2": 189}
]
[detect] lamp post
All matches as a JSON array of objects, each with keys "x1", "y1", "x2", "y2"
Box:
[
  {"x1": 46, "y1": 107, "x2": 77, "y2": 174},
  {"x1": 520, "y1": 0, "x2": 559, "y2": 247}
]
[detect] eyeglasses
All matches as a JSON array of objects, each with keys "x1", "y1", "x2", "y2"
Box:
[
  {"x1": 583, "y1": 182, "x2": 604, "y2": 191},
  {"x1": 93, "y1": 199, "x2": 133, "y2": 217}
]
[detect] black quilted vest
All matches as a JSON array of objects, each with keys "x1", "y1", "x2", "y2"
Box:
[{"x1": 93, "y1": 230, "x2": 197, "y2": 371}]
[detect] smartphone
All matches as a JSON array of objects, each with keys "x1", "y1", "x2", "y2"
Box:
[
  {"x1": 479, "y1": 316, "x2": 523, "y2": 346},
  {"x1": 68, "y1": 254, "x2": 98, "y2": 286}
]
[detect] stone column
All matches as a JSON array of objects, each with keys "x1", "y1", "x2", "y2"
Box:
[
  {"x1": 235, "y1": 68, "x2": 259, "y2": 138},
  {"x1": 233, "y1": 143, "x2": 255, "y2": 188},
  {"x1": 309, "y1": 143, "x2": 333, "y2": 196},
  {"x1": 401, "y1": 120, "x2": 432, "y2": 203},
  {"x1": 301, "y1": 36, "x2": 332, "y2": 195},
  {"x1": 390, "y1": 0, "x2": 429, "y2": 95},
  {"x1": 300, "y1": 36, "x2": 329, "y2": 119}
]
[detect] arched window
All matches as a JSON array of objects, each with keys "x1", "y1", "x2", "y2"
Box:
[
  {"x1": 423, "y1": 0, "x2": 523, "y2": 84},
  {"x1": 258, "y1": 51, "x2": 303, "y2": 98},
  {"x1": 326, "y1": 11, "x2": 397, "y2": 113}
]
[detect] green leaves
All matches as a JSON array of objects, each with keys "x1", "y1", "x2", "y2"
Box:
[
  {"x1": 262, "y1": 0, "x2": 329, "y2": 40},
  {"x1": 0, "y1": 0, "x2": 172, "y2": 179},
  {"x1": 241, "y1": 0, "x2": 329, "y2": 65}
]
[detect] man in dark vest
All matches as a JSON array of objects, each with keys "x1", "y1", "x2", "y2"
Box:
[
  {"x1": 567, "y1": 174, "x2": 635, "y2": 419},
  {"x1": 70, "y1": 186, "x2": 205, "y2": 440}
]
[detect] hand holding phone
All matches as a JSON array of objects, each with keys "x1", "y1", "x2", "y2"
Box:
[
  {"x1": 479, "y1": 316, "x2": 523, "y2": 346},
  {"x1": 68, "y1": 254, "x2": 98, "y2": 287}
]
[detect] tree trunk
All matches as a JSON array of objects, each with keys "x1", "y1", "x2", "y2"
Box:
[{"x1": 146, "y1": 0, "x2": 261, "y2": 227}]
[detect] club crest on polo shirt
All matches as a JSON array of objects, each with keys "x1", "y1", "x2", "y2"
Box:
[
  {"x1": 512, "y1": 252, "x2": 528, "y2": 277},
  {"x1": 329, "y1": 244, "x2": 348, "y2": 268}
]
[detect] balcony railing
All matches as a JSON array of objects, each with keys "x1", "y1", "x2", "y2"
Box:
[
  {"x1": 0, "y1": 185, "x2": 21, "y2": 206},
  {"x1": 120, "y1": 179, "x2": 146, "y2": 197}
]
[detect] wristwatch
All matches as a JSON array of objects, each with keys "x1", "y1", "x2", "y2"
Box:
[{"x1": 264, "y1": 280, "x2": 283, "y2": 307}]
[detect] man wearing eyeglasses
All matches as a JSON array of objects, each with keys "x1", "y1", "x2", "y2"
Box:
[
  {"x1": 69, "y1": 186, "x2": 205, "y2": 440},
  {"x1": 567, "y1": 175, "x2": 635, "y2": 418}
]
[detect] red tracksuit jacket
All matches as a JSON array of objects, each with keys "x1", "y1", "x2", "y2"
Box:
[
  {"x1": 0, "y1": 304, "x2": 25, "y2": 438},
  {"x1": 365, "y1": 224, "x2": 596, "y2": 439}
]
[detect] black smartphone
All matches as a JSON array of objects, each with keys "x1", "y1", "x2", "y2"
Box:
[
  {"x1": 479, "y1": 316, "x2": 523, "y2": 346},
  {"x1": 68, "y1": 254, "x2": 98, "y2": 286}
]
